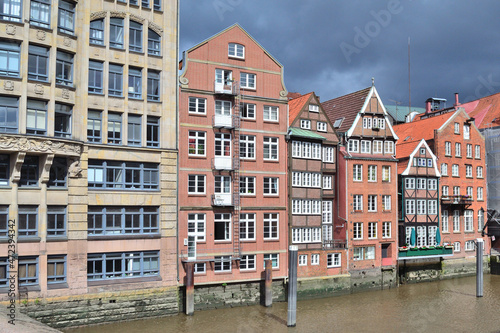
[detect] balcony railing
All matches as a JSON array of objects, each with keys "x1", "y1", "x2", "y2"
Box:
[
  {"x1": 211, "y1": 193, "x2": 234, "y2": 206},
  {"x1": 212, "y1": 157, "x2": 239, "y2": 170},
  {"x1": 441, "y1": 195, "x2": 473, "y2": 205},
  {"x1": 214, "y1": 80, "x2": 239, "y2": 95},
  {"x1": 323, "y1": 240, "x2": 346, "y2": 250},
  {"x1": 398, "y1": 246, "x2": 453, "y2": 259},
  {"x1": 212, "y1": 114, "x2": 240, "y2": 129}
]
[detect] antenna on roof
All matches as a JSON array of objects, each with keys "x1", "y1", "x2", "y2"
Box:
[
  {"x1": 408, "y1": 37, "x2": 411, "y2": 115},
  {"x1": 389, "y1": 99, "x2": 401, "y2": 124},
  {"x1": 372, "y1": 77, "x2": 375, "y2": 86}
]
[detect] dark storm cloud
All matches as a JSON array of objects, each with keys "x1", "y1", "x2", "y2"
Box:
[{"x1": 180, "y1": 0, "x2": 500, "y2": 108}]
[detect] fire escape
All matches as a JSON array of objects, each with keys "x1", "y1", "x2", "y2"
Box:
[{"x1": 212, "y1": 77, "x2": 242, "y2": 260}]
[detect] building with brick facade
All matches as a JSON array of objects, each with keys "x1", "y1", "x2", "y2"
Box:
[
  {"x1": 322, "y1": 85, "x2": 399, "y2": 285},
  {"x1": 0, "y1": 0, "x2": 179, "y2": 327},
  {"x1": 178, "y1": 24, "x2": 289, "y2": 286},
  {"x1": 394, "y1": 106, "x2": 489, "y2": 260},
  {"x1": 287, "y1": 92, "x2": 346, "y2": 277}
]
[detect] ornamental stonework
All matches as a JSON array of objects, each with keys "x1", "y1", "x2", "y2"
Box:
[
  {"x1": 90, "y1": 11, "x2": 107, "y2": 20},
  {"x1": 3, "y1": 81, "x2": 14, "y2": 91},
  {"x1": 36, "y1": 30, "x2": 46, "y2": 40},
  {"x1": 63, "y1": 36, "x2": 72, "y2": 47},
  {"x1": 6, "y1": 24, "x2": 15, "y2": 35},
  {"x1": 148, "y1": 22, "x2": 163, "y2": 35},
  {"x1": 62, "y1": 89, "x2": 70, "y2": 99},
  {"x1": 130, "y1": 14, "x2": 145, "y2": 23},
  {"x1": 34, "y1": 84, "x2": 44, "y2": 95},
  {"x1": 0, "y1": 136, "x2": 82, "y2": 157},
  {"x1": 109, "y1": 11, "x2": 126, "y2": 18}
]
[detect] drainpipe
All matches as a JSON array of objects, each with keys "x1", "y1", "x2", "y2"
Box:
[{"x1": 176, "y1": 0, "x2": 180, "y2": 283}]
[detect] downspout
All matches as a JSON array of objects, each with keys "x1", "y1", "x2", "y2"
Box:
[{"x1": 176, "y1": 0, "x2": 180, "y2": 282}]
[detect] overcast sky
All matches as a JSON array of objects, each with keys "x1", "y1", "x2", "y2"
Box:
[{"x1": 179, "y1": 0, "x2": 500, "y2": 109}]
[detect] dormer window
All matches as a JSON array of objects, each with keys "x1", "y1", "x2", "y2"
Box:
[
  {"x1": 309, "y1": 104, "x2": 319, "y2": 112},
  {"x1": 228, "y1": 43, "x2": 244, "y2": 59}
]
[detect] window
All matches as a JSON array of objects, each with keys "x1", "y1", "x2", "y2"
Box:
[
  {"x1": 478, "y1": 210, "x2": 484, "y2": 231},
  {"x1": 333, "y1": 118, "x2": 343, "y2": 128},
  {"x1": 148, "y1": 29, "x2": 161, "y2": 55},
  {"x1": 188, "y1": 131, "x2": 205, "y2": 156},
  {"x1": 292, "y1": 200, "x2": 302, "y2": 214},
  {"x1": 129, "y1": 21, "x2": 143, "y2": 52},
  {"x1": 214, "y1": 175, "x2": 231, "y2": 196},
  {"x1": 454, "y1": 242, "x2": 460, "y2": 252},
  {"x1": 478, "y1": 187, "x2": 484, "y2": 201},
  {"x1": 454, "y1": 122, "x2": 460, "y2": 134},
  {"x1": 292, "y1": 172, "x2": 301, "y2": 187},
  {"x1": 453, "y1": 186, "x2": 460, "y2": 196},
  {"x1": 47, "y1": 255, "x2": 66, "y2": 284},
  {"x1": 309, "y1": 104, "x2": 319, "y2": 112},
  {"x1": 373, "y1": 140, "x2": 383, "y2": 154},
  {"x1": 28, "y1": 45, "x2": 49, "y2": 82},
  {"x1": 453, "y1": 210, "x2": 460, "y2": 232},
  {"x1": 90, "y1": 19, "x2": 104, "y2": 45},
  {"x1": 239, "y1": 213, "x2": 255, "y2": 241},
  {"x1": 88, "y1": 60, "x2": 104, "y2": 94},
  {"x1": 240, "y1": 135, "x2": 255, "y2": 159},
  {"x1": 127, "y1": 114, "x2": 141, "y2": 146},
  {"x1": 427, "y1": 159, "x2": 433, "y2": 167},
  {"x1": 263, "y1": 213, "x2": 278, "y2": 240},
  {"x1": 417, "y1": 200, "x2": 426, "y2": 215},
  {"x1": 107, "y1": 112, "x2": 122, "y2": 144},
  {"x1": 20, "y1": 156, "x2": 39, "y2": 187},
  {"x1": 263, "y1": 105, "x2": 278, "y2": 121},
  {"x1": 322, "y1": 201, "x2": 332, "y2": 223},
  {"x1": 311, "y1": 254, "x2": 319, "y2": 265},
  {"x1": 475, "y1": 145, "x2": 481, "y2": 159},
  {"x1": 464, "y1": 210, "x2": 473, "y2": 232},
  {"x1": 417, "y1": 178, "x2": 426, "y2": 190},
  {"x1": 298, "y1": 255, "x2": 307, "y2": 266},
  {"x1": 26, "y1": 99, "x2": 47, "y2": 135},
  {"x1": 442, "y1": 210, "x2": 449, "y2": 232},
  {"x1": 416, "y1": 226, "x2": 427, "y2": 247},
  {"x1": 240, "y1": 72, "x2": 255, "y2": 89},
  {"x1": 452, "y1": 164, "x2": 459, "y2": 177},
  {"x1": 292, "y1": 141, "x2": 301, "y2": 158},
  {"x1": 228, "y1": 43, "x2": 244, "y2": 58},
  {"x1": 477, "y1": 166, "x2": 483, "y2": 178},
  {"x1": 363, "y1": 117, "x2": 372, "y2": 129},
  {"x1": 189, "y1": 97, "x2": 206, "y2": 114},
  {"x1": 368, "y1": 195, "x2": 377, "y2": 212},
  {"x1": 323, "y1": 146, "x2": 334, "y2": 163},
  {"x1": 214, "y1": 213, "x2": 231, "y2": 241},
  {"x1": 110, "y1": 18, "x2": 124, "y2": 48},
  {"x1": 353, "y1": 195, "x2": 363, "y2": 211},
  {"x1": 0, "y1": 0, "x2": 21, "y2": 22},
  {"x1": 428, "y1": 200, "x2": 437, "y2": 215},
  {"x1": 56, "y1": 51, "x2": 73, "y2": 86},
  {"x1": 428, "y1": 179, "x2": 437, "y2": 190},
  {"x1": 368, "y1": 222, "x2": 377, "y2": 239},
  {"x1": 417, "y1": 158, "x2": 426, "y2": 167},
  {"x1": 128, "y1": 67, "x2": 142, "y2": 99},
  {"x1": 441, "y1": 163, "x2": 448, "y2": 176},
  {"x1": 445, "y1": 142, "x2": 451, "y2": 156},
  {"x1": 0, "y1": 257, "x2": 8, "y2": 286},
  {"x1": 214, "y1": 256, "x2": 232, "y2": 272},
  {"x1": 348, "y1": 139, "x2": 359, "y2": 153},
  {"x1": 367, "y1": 165, "x2": 377, "y2": 182},
  {"x1": 153, "y1": 0, "x2": 161, "y2": 10},
  {"x1": 263, "y1": 254, "x2": 279, "y2": 268},
  {"x1": 88, "y1": 160, "x2": 159, "y2": 190},
  {"x1": 58, "y1": 1, "x2": 75, "y2": 34},
  {"x1": 353, "y1": 164, "x2": 362, "y2": 181},
  {"x1": 87, "y1": 110, "x2": 102, "y2": 143},
  {"x1": 52, "y1": 103, "x2": 72, "y2": 138},
  {"x1": 353, "y1": 222, "x2": 362, "y2": 239},
  {"x1": 87, "y1": 251, "x2": 159, "y2": 280},
  {"x1": 146, "y1": 116, "x2": 159, "y2": 147},
  {"x1": 465, "y1": 165, "x2": 473, "y2": 179},
  {"x1": 327, "y1": 253, "x2": 341, "y2": 267},
  {"x1": 142, "y1": 0, "x2": 150, "y2": 8},
  {"x1": 48, "y1": 157, "x2": 67, "y2": 188},
  {"x1": 18, "y1": 206, "x2": 37, "y2": 236},
  {"x1": 263, "y1": 177, "x2": 278, "y2": 195},
  {"x1": 0, "y1": 155, "x2": 8, "y2": 186},
  {"x1": 194, "y1": 263, "x2": 205, "y2": 274},
  {"x1": 147, "y1": 70, "x2": 160, "y2": 101},
  {"x1": 215, "y1": 100, "x2": 231, "y2": 116},
  {"x1": 188, "y1": 175, "x2": 205, "y2": 194},
  {"x1": 215, "y1": 133, "x2": 231, "y2": 159},
  {"x1": 300, "y1": 120, "x2": 311, "y2": 130},
  {"x1": 18, "y1": 257, "x2": 38, "y2": 286},
  {"x1": 241, "y1": 103, "x2": 255, "y2": 119},
  {"x1": 405, "y1": 178, "x2": 415, "y2": 189},
  {"x1": 263, "y1": 137, "x2": 278, "y2": 160},
  {"x1": 442, "y1": 186, "x2": 449, "y2": 197},
  {"x1": 455, "y1": 143, "x2": 461, "y2": 157},
  {"x1": 88, "y1": 206, "x2": 159, "y2": 235},
  {"x1": 47, "y1": 206, "x2": 66, "y2": 236},
  {"x1": 0, "y1": 41, "x2": 20, "y2": 77},
  {"x1": 466, "y1": 144, "x2": 472, "y2": 158},
  {"x1": 187, "y1": 213, "x2": 205, "y2": 241},
  {"x1": 382, "y1": 195, "x2": 391, "y2": 211},
  {"x1": 465, "y1": 240, "x2": 475, "y2": 251},
  {"x1": 323, "y1": 175, "x2": 332, "y2": 189},
  {"x1": 239, "y1": 177, "x2": 255, "y2": 195},
  {"x1": 382, "y1": 221, "x2": 391, "y2": 238},
  {"x1": 108, "y1": 64, "x2": 123, "y2": 96},
  {"x1": 405, "y1": 199, "x2": 415, "y2": 215},
  {"x1": 464, "y1": 124, "x2": 470, "y2": 140},
  {"x1": 353, "y1": 247, "x2": 375, "y2": 260},
  {"x1": 317, "y1": 121, "x2": 327, "y2": 132},
  {"x1": 240, "y1": 255, "x2": 256, "y2": 271},
  {"x1": 361, "y1": 140, "x2": 371, "y2": 154}
]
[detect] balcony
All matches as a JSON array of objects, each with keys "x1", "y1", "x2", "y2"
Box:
[
  {"x1": 322, "y1": 240, "x2": 346, "y2": 250},
  {"x1": 441, "y1": 195, "x2": 473, "y2": 206},
  {"x1": 213, "y1": 114, "x2": 239, "y2": 129},
  {"x1": 398, "y1": 246, "x2": 453, "y2": 259},
  {"x1": 212, "y1": 157, "x2": 237, "y2": 170},
  {"x1": 214, "y1": 80, "x2": 239, "y2": 95},
  {"x1": 211, "y1": 193, "x2": 234, "y2": 207}
]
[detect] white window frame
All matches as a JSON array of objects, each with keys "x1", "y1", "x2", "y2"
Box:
[
  {"x1": 368, "y1": 195, "x2": 377, "y2": 212},
  {"x1": 466, "y1": 144, "x2": 472, "y2": 158},
  {"x1": 382, "y1": 195, "x2": 391, "y2": 211},
  {"x1": 406, "y1": 200, "x2": 415, "y2": 215},
  {"x1": 455, "y1": 142, "x2": 461, "y2": 157},
  {"x1": 442, "y1": 210, "x2": 449, "y2": 233},
  {"x1": 240, "y1": 72, "x2": 256, "y2": 89},
  {"x1": 263, "y1": 105, "x2": 278, "y2": 122},
  {"x1": 263, "y1": 213, "x2": 279, "y2": 240},
  {"x1": 353, "y1": 222, "x2": 363, "y2": 240},
  {"x1": 300, "y1": 119, "x2": 311, "y2": 129},
  {"x1": 368, "y1": 222, "x2": 377, "y2": 239},
  {"x1": 453, "y1": 210, "x2": 460, "y2": 232},
  {"x1": 477, "y1": 166, "x2": 483, "y2": 178},
  {"x1": 322, "y1": 146, "x2": 334, "y2": 163},
  {"x1": 382, "y1": 166, "x2": 390, "y2": 182},
  {"x1": 239, "y1": 213, "x2": 255, "y2": 241},
  {"x1": 311, "y1": 254, "x2": 319, "y2": 265},
  {"x1": 348, "y1": 139, "x2": 359, "y2": 153},
  {"x1": 367, "y1": 165, "x2": 377, "y2": 182},
  {"x1": 188, "y1": 213, "x2": 206, "y2": 241},
  {"x1": 373, "y1": 140, "x2": 383, "y2": 154},
  {"x1": 478, "y1": 187, "x2": 484, "y2": 200},
  {"x1": 327, "y1": 253, "x2": 341, "y2": 267},
  {"x1": 228, "y1": 43, "x2": 244, "y2": 59},
  {"x1": 445, "y1": 142, "x2": 451, "y2": 156},
  {"x1": 263, "y1": 177, "x2": 279, "y2": 196},
  {"x1": 263, "y1": 137, "x2": 279, "y2": 161},
  {"x1": 353, "y1": 164, "x2": 362, "y2": 181},
  {"x1": 317, "y1": 121, "x2": 327, "y2": 132},
  {"x1": 441, "y1": 163, "x2": 448, "y2": 176},
  {"x1": 452, "y1": 164, "x2": 459, "y2": 177},
  {"x1": 353, "y1": 195, "x2": 363, "y2": 211},
  {"x1": 475, "y1": 145, "x2": 481, "y2": 159},
  {"x1": 361, "y1": 140, "x2": 371, "y2": 154},
  {"x1": 298, "y1": 255, "x2": 307, "y2": 266},
  {"x1": 464, "y1": 210, "x2": 473, "y2": 232},
  {"x1": 382, "y1": 221, "x2": 391, "y2": 239},
  {"x1": 188, "y1": 175, "x2": 205, "y2": 194},
  {"x1": 323, "y1": 175, "x2": 332, "y2": 189}
]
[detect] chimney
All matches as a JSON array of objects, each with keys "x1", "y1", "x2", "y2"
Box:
[
  {"x1": 425, "y1": 99, "x2": 432, "y2": 114},
  {"x1": 454, "y1": 93, "x2": 459, "y2": 107}
]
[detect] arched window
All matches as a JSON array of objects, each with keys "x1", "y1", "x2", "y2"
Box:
[
  {"x1": 90, "y1": 19, "x2": 104, "y2": 45},
  {"x1": 148, "y1": 29, "x2": 161, "y2": 56}
]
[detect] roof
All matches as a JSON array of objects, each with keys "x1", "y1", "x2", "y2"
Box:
[
  {"x1": 321, "y1": 87, "x2": 371, "y2": 133},
  {"x1": 288, "y1": 127, "x2": 326, "y2": 140},
  {"x1": 460, "y1": 91, "x2": 500, "y2": 129},
  {"x1": 393, "y1": 111, "x2": 454, "y2": 146},
  {"x1": 385, "y1": 105, "x2": 425, "y2": 123},
  {"x1": 288, "y1": 92, "x2": 313, "y2": 126}
]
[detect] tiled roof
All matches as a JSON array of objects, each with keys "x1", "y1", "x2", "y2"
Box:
[
  {"x1": 461, "y1": 91, "x2": 500, "y2": 129},
  {"x1": 288, "y1": 127, "x2": 326, "y2": 140},
  {"x1": 288, "y1": 92, "x2": 313, "y2": 126},
  {"x1": 321, "y1": 87, "x2": 371, "y2": 133},
  {"x1": 287, "y1": 92, "x2": 303, "y2": 100},
  {"x1": 393, "y1": 111, "x2": 454, "y2": 147}
]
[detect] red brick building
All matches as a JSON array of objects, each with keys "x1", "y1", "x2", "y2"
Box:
[
  {"x1": 322, "y1": 85, "x2": 399, "y2": 277},
  {"x1": 287, "y1": 92, "x2": 346, "y2": 277},
  {"x1": 178, "y1": 24, "x2": 288, "y2": 284}
]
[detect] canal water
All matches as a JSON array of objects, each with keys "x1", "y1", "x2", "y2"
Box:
[{"x1": 66, "y1": 275, "x2": 500, "y2": 333}]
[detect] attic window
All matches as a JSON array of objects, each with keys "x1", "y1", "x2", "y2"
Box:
[
  {"x1": 228, "y1": 43, "x2": 244, "y2": 59},
  {"x1": 333, "y1": 118, "x2": 344, "y2": 128},
  {"x1": 404, "y1": 136, "x2": 410, "y2": 141},
  {"x1": 309, "y1": 104, "x2": 319, "y2": 112}
]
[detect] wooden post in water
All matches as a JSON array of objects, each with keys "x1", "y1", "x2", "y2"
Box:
[
  {"x1": 265, "y1": 259, "x2": 273, "y2": 307},
  {"x1": 287, "y1": 245, "x2": 298, "y2": 327},
  {"x1": 185, "y1": 262, "x2": 195, "y2": 315},
  {"x1": 476, "y1": 238, "x2": 483, "y2": 297}
]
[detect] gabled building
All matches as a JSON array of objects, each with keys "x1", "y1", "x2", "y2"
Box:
[
  {"x1": 287, "y1": 92, "x2": 346, "y2": 277},
  {"x1": 322, "y1": 85, "x2": 399, "y2": 286},
  {"x1": 178, "y1": 24, "x2": 288, "y2": 287}
]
